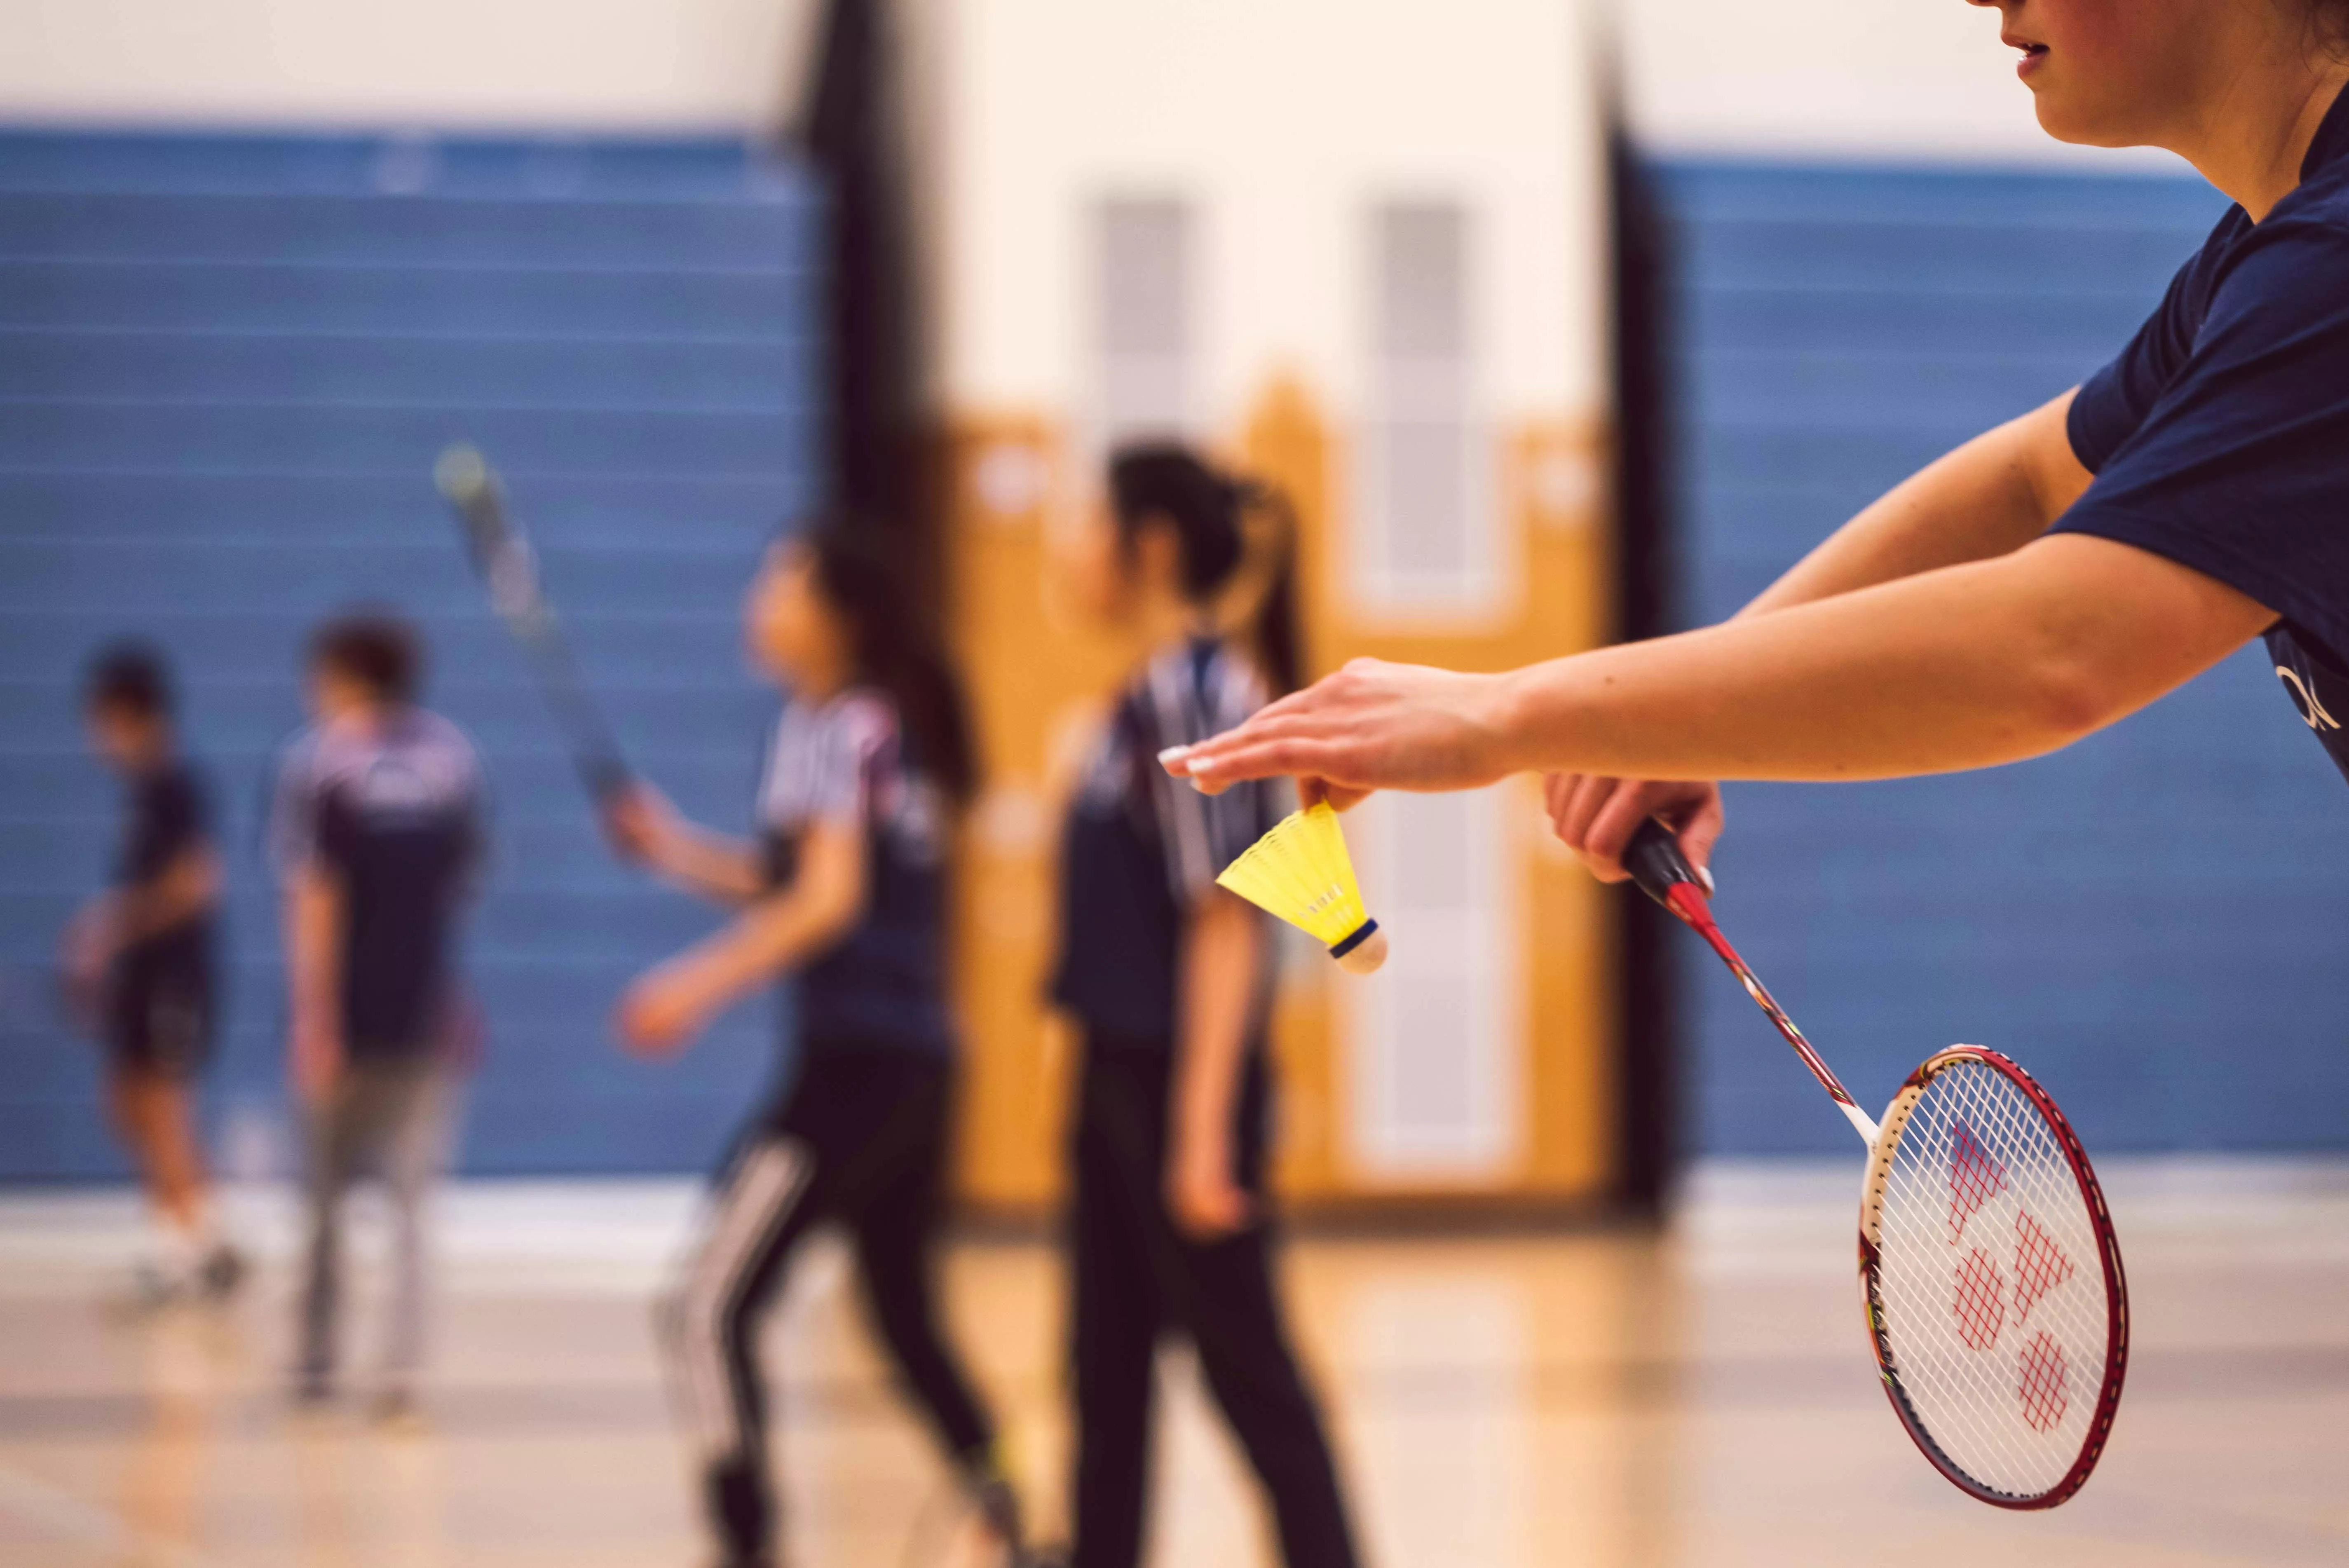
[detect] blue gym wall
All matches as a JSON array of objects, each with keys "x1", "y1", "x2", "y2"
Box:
[
  {"x1": 1659, "y1": 160, "x2": 2349, "y2": 1157},
  {"x1": 0, "y1": 130, "x2": 822, "y2": 1180}
]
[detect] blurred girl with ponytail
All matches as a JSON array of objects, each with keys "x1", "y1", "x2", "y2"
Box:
[
  {"x1": 1047, "y1": 443, "x2": 1361, "y2": 1568},
  {"x1": 604, "y1": 520, "x2": 1027, "y2": 1568}
]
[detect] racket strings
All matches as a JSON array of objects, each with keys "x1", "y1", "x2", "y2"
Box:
[{"x1": 1873, "y1": 1060, "x2": 2110, "y2": 1498}]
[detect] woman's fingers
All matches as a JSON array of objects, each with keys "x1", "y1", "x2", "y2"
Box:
[
  {"x1": 1184, "y1": 737, "x2": 1364, "y2": 795},
  {"x1": 1676, "y1": 788, "x2": 1726, "y2": 874},
  {"x1": 1555, "y1": 774, "x2": 1619, "y2": 855},
  {"x1": 1582, "y1": 783, "x2": 1658, "y2": 882},
  {"x1": 1299, "y1": 777, "x2": 1375, "y2": 812}
]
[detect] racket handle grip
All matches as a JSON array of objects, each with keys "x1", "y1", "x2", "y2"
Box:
[{"x1": 1624, "y1": 818, "x2": 1708, "y2": 910}]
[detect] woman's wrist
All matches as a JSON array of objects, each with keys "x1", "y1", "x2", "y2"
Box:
[{"x1": 1479, "y1": 664, "x2": 1557, "y2": 780}]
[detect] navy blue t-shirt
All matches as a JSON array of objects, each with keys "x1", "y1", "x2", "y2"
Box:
[
  {"x1": 2055, "y1": 85, "x2": 2349, "y2": 785},
  {"x1": 1052, "y1": 637, "x2": 1280, "y2": 1047},
  {"x1": 270, "y1": 709, "x2": 487, "y2": 1056},
  {"x1": 112, "y1": 758, "x2": 216, "y2": 1005},
  {"x1": 758, "y1": 689, "x2": 954, "y2": 1057}
]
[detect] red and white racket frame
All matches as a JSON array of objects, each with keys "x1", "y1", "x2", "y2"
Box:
[{"x1": 1857, "y1": 1045, "x2": 2131, "y2": 1509}]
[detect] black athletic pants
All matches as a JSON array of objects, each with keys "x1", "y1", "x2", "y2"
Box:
[
  {"x1": 662, "y1": 1046, "x2": 996, "y2": 1567},
  {"x1": 1069, "y1": 1033, "x2": 1361, "y2": 1568}
]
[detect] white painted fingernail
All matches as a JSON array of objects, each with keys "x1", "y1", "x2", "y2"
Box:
[
  {"x1": 1157, "y1": 745, "x2": 1190, "y2": 770},
  {"x1": 1697, "y1": 865, "x2": 1716, "y2": 894}
]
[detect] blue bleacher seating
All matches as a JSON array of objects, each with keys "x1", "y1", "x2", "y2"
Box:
[
  {"x1": 1659, "y1": 159, "x2": 2349, "y2": 1157},
  {"x1": 0, "y1": 129, "x2": 823, "y2": 1180}
]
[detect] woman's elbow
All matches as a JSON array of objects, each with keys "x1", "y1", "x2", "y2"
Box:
[
  {"x1": 802, "y1": 881, "x2": 868, "y2": 951},
  {"x1": 2017, "y1": 641, "x2": 2138, "y2": 750}
]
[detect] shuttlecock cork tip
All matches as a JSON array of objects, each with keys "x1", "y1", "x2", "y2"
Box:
[
  {"x1": 1336, "y1": 929, "x2": 1388, "y2": 975},
  {"x1": 1330, "y1": 921, "x2": 1387, "y2": 975}
]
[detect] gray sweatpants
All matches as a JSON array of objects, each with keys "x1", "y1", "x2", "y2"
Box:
[{"x1": 298, "y1": 1055, "x2": 457, "y2": 1388}]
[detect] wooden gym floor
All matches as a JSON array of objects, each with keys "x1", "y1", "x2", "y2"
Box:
[{"x1": 0, "y1": 1160, "x2": 2342, "y2": 1568}]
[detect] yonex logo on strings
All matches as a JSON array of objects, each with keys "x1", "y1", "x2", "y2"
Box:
[
  {"x1": 2276, "y1": 664, "x2": 2342, "y2": 731},
  {"x1": 1946, "y1": 1121, "x2": 2079, "y2": 1433}
]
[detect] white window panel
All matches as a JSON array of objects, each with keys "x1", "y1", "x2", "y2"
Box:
[
  {"x1": 1346, "y1": 786, "x2": 1519, "y2": 1179},
  {"x1": 1090, "y1": 195, "x2": 1197, "y2": 451},
  {"x1": 1356, "y1": 199, "x2": 1497, "y2": 615}
]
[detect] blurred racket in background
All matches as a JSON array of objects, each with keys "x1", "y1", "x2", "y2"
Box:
[
  {"x1": 1624, "y1": 819, "x2": 2129, "y2": 1509},
  {"x1": 435, "y1": 444, "x2": 632, "y2": 804}
]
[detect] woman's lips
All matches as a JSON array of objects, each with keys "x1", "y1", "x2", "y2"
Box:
[{"x1": 2016, "y1": 42, "x2": 2050, "y2": 80}]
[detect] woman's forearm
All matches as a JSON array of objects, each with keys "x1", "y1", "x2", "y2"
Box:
[
  {"x1": 652, "y1": 824, "x2": 764, "y2": 904},
  {"x1": 1741, "y1": 390, "x2": 2092, "y2": 619},
  {"x1": 1496, "y1": 534, "x2": 2267, "y2": 782},
  {"x1": 119, "y1": 848, "x2": 220, "y2": 944},
  {"x1": 1168, "y1": 533, "x2": 2274, "y2": 798},
  {"x1": 635, "y1": 823, "x2": 866, "y2": 1029},
  {"x1": 1175, "y1": 892, "x2": 1260, "y2": 1151}
]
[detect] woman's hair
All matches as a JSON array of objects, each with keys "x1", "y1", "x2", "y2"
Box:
[
  {"x1": 2312, "y1": 0, "x2": 2349, "y2": 51},
  {"x1": 85, "y1": 640, "x2": 173, "y2": 720},
  {"x1": 310, "y1": 609, "x2": 422, "y2": 703},
  {"x1": 803, "y1": 519, "x2": 980, "y2": 806},
  {"x1": 1107, "y1": 443, "x2": 1303, "y2": 696}
]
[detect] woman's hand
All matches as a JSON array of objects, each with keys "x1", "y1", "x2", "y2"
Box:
[
  {"x1": 601, "y1": 782, "x2": 681, "y2": 870},
  {"x1": 1167, "y1": 1121, "x2": 1252, "y2": 1240},
  {"x1": 1543, "y1": 777, "x2": 1724, "y2": 884},
  {"x1": 58, "y1": 897, "x2": 116, "y2": 990},
  {"x1": 1161, "y1": 657, "x2": 1520, "y2": 807},
  {"x1": 614, "y1": 962, "x2": 715, "y2": 1058}
]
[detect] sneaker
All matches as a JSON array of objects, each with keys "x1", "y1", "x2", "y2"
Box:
[
  {"x1": 125, "y1": 1259, "x2": 188, "y2": 1313},
  {"x1": 970, "y1": 1472, "x2": 1025, "y2": 1549},
  {"x1": 372, "y1": 1388, "x2": 427, "y2": 1434},
  {"x1": 197, "y1": 1244, "x2": 248, "y2": 1302}
]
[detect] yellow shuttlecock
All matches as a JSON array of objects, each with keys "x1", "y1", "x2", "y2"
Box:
[{"x1": 1215, "y1": 803, "x2": 1388, "y2": 975}]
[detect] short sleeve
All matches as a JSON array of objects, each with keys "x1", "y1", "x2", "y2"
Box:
[
  {"x1": 761, "y1": 696, "x2": 887, "y2": 832},
  {"x1": 2066, "y1": 236, "x2": 2222, "y2": 473},
  {"x1": 2051, "y1": 220, "x2": 2349, "y2": 660}
]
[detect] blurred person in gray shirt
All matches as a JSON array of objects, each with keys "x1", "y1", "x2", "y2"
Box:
[{"x1": 270, "y1": 609, "x2": 485, "y2": 1418}]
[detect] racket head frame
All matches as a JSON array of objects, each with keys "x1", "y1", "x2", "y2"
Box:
[{"x1": 1858, "y1": 1043, "x2": 2130, "y2": 1510}]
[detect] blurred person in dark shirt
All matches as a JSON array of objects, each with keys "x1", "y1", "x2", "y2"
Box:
[
  {"x1": 61, "y1": 643, "x2": 244, "y2": 1306},
  {"x1": 269, "y1": 610, "x2": 485, "y2": 1418}
]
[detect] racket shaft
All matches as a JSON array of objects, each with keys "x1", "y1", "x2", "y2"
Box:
[
  {"x1": 438, "y1": 448, "x2": 630, "y2": 803},
  {"x1": 1624, "y1": 820, "x2": 1879, "y2": 1144},
  {"x1": 506, "y1": 610, "x2": 628, "y2": 800},
  {"x1": 1665, "y1": 885, "x2": 1880, "y2": 1144}
]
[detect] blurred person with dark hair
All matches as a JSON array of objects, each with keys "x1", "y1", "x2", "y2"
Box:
[
  {"x1": 269, "y1": 609, "x2": 486, "y2": 1417},
  {"x1": 603, "y1": 523, "x2": 1027, "y2": 1568},
  {"x1": 60, "y1": 642, "x2": 244, "y2": 1306},
  {"x1": 1165, "y1": 0, "x2": 2349, "y2": 888},
  {"x1": 1046, "y1": 444, "x2": 1360, "y2": 1568}
]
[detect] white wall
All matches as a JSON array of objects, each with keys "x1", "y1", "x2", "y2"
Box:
[
  {"x1": 0, "y1": 0, "x2": 821, "y2": 131},
  {"x1": 1618, "y1": 0, "x2": 2189, "y2": 171},
  {"x1": 931, "y1": 0, "x2": 1605, "y2": 422}
]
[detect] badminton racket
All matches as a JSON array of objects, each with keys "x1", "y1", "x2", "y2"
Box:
[
  {"x1": 1623, "y1": 818, "x2": 2128, "y2": 1509},
  {"x1": 434, "y1": 445, "x2": 631, "y2": 804}
]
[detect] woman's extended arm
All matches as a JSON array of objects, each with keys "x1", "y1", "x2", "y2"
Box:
[
  {"x1": 1744, "y1": 389, "x2": 2094, "y2": 617},
  {"x1": 1167, "y1": 889, "x2": 1264, "y2": 1238},
  {"x1": 613, "y1": 818, "x2": 867, "y2": 1054},
  {"x1": 1167, "y1": 532, "x2": 2275, "y2": 794},
  {"x1": 1543, "y1": 390, "x2": 2098, "y2": 875},
  {"x1": 604, "y1": 783, "x2": 764, "y2": 904}
]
